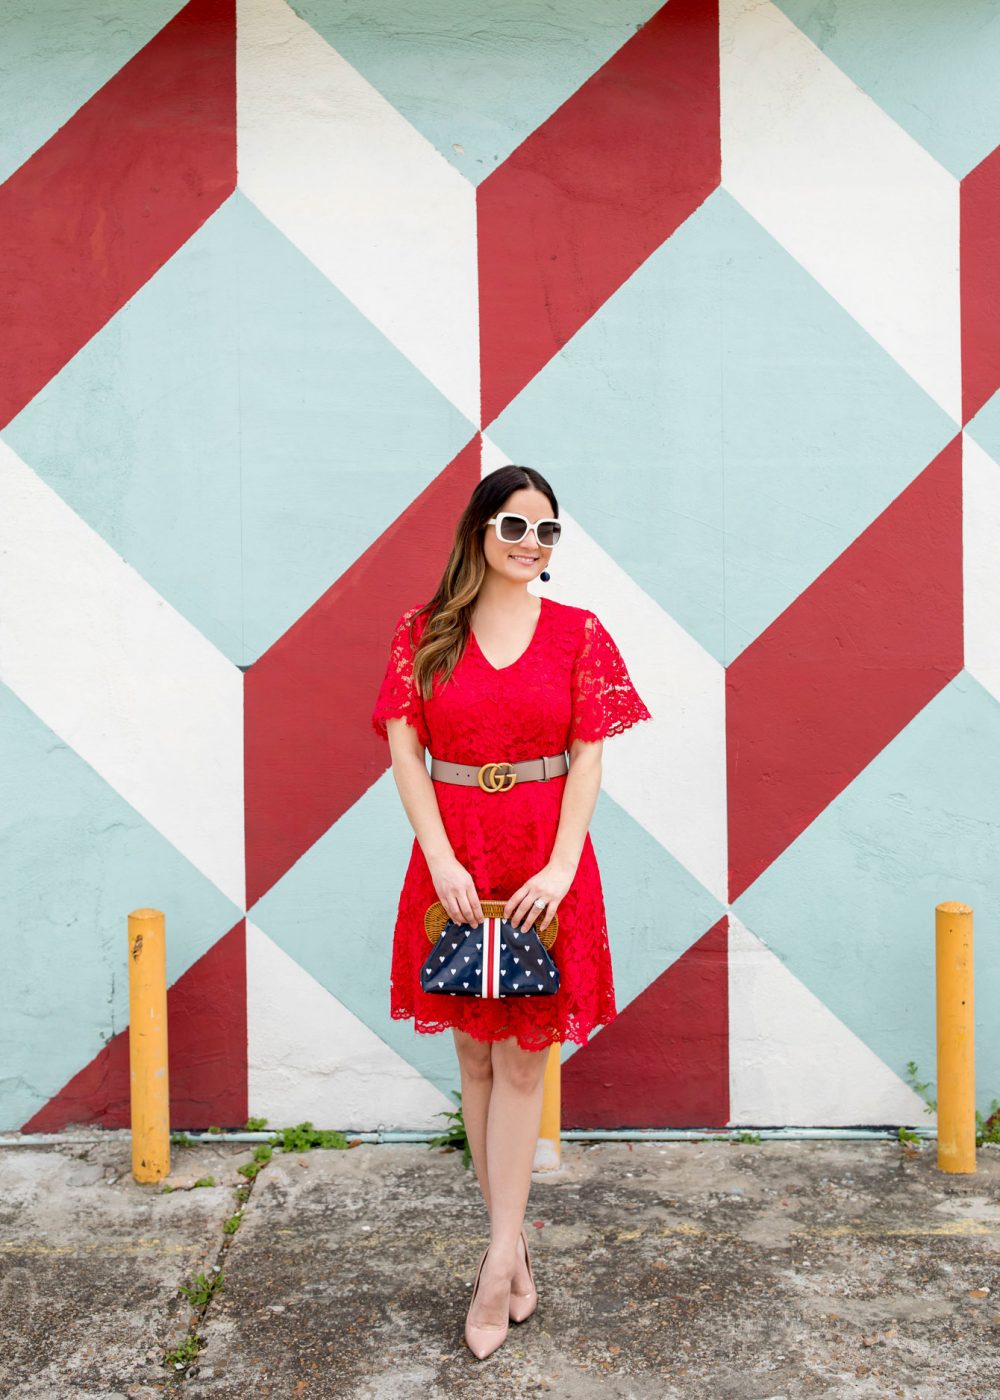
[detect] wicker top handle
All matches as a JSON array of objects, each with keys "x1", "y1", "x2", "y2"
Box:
[{"x1": 424, "y1": 898, "x2": 558, "y2": 950}]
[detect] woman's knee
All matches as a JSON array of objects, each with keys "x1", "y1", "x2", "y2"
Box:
[
  {"x1": 491, "y1": 1038, "x2": 548, "y2": 1093},
  {"x1": 453, "y1": 1029, "x2": 493, "y2": 1079}
]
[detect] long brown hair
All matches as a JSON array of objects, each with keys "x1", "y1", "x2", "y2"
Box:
[{"x1": 409, "y1": 464, "x2": 559, "y2": 698}]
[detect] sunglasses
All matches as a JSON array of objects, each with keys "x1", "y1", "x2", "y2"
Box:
[{"x1": 485, "y1": 513, "x2": 562, "y2": 549}]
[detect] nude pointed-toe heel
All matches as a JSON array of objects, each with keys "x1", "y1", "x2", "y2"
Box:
[
  {"x1": 508, "y1": 1228, "x2": 538, "y2": 1323},
  {"x1": 464, "y1": 1244, "x2": 511, "y2": 1360}
]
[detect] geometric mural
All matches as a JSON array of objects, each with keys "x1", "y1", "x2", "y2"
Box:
[{"x1": 2, "y1": 0, "x2": 999, "y2": 1131}]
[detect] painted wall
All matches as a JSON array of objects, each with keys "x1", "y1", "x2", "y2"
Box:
[{"x1": 2, "y1": 0, "x2": 998, "y2": 1134}]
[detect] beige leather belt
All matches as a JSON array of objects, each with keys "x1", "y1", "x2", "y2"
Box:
[{"x1": 430, "y1": 751, "x2": 569, "y2": 793}]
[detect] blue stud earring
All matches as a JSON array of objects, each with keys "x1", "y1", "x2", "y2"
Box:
[{"x1": 540, "y1": 570, "x2": 551, "y2": 582}]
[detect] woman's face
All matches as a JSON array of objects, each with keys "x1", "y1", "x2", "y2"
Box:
[{"x1": 481, "y1": 487, "x2": 556, "y2": 586}]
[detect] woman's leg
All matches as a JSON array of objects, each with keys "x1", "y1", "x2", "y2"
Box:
[
  {"x1": 452, "y1": 1027, "x2": 494, "y2": 1213},
  {"x1": 467, "y1": 1035, "x2": 548, "y2": 1327}
]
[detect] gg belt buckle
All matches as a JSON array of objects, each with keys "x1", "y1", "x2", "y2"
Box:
[{"x1": 477, "y1": 760, "x2": 517, "y2": 793}]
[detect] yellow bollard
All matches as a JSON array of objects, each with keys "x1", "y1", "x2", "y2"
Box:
[
  {"x1": 533, "y1": 1041, "x2": 561, "y2": 1171},
  {"x1": 935, "y1": 901, "x2": 975, "y2": 1174},
  {"x1": 128, "y1": 908, "x2": 170, "y2": 1183}
]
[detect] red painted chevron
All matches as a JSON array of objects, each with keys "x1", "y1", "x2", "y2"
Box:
[
  {"x1": 477, "y1": 0, "x2": 720, "y2": 428},
  {"x1": 561, "y1": 918, "x2": 729, "y2": 1129},
  {"x1": 22, "y1": 922, "x2": 247, "y2": 1133},
  {"x1": 0, "y1": 0, "x2": 235, "y2": 429},
  {"x1": 961, "y1": 143, "x2": 1000, "y2": 426},
  {"x1": 244, "y1": 438, "x2": 482, "y2": 908},
  {"x1": 727, "y1": 438, "x2": 964, "y2": 905}
]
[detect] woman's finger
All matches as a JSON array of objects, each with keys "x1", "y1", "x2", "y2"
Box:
[
  {"x1": 455, "y1": 887, "x2": 478, "y2": 927},
  {"x1": 530, "y1": 896, "x2": 552, "y2": 932},
  {"x1": 535, "y1": 896, "x2": 552, "y2": 929},
  {"x1": 502, "y1": 887, "x2": 525, "y2": 923},
  {"x1": 516, "y1": 894, "x2": 544, "y2": 932}
]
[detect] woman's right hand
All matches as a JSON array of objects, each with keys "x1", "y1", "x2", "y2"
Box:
[{"x1": 427, "y1": 853, "x2": 485, "y2": 928}]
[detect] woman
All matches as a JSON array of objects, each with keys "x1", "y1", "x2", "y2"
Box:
[{"x1": 370, "y1": 464, "x2": 651, "y2": 1360}]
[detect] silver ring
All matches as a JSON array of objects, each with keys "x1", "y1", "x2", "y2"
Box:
[{"x1": 533, "y1": 897, "x2": 546, "y2": 907}]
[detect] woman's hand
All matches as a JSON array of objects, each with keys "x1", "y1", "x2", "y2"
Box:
[
  {"x1": 504, "y1": 858, "x2": 577, "y2": 934},
  {"x1": 427, "y1": 853, "x2": 485, "y2": 928}
]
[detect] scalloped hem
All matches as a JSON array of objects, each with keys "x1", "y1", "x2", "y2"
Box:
[
  {"x1": 390, "y1": 1005, "x2": 617, "y2": 1052},
  {"x1": 571, "y1": 708, "x2": 653, "y2": 744},
  {"x1": 371, "y1": 709, "x2": 430, "y2": 747}
]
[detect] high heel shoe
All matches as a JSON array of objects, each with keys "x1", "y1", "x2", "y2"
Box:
[
  {"x1": 508, "y1": 1228, "x2": 538, "y2": 1323},
  {"x1": 464, "y1": 1244, "x2": 511, "y2": 1360}
]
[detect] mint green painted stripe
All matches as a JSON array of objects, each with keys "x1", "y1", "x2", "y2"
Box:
[
  {"x1": 293, "y1": 0, "x2": 663, "y2": 186},
  {"x1": 775, "y1": 0, "x2": 1000, "y2": 179}
]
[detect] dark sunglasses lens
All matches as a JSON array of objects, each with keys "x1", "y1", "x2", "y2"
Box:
[
  {"x1": 537, "y1": 521, "x2": 560, "y2": 546},
  {"x1": 499, "y1": 515, "x2": 528, "y2": 541}
]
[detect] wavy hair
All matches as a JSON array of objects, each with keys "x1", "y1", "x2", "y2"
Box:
[{"x1": 408, "y1": 464, "x2": 558, "y2": 699}]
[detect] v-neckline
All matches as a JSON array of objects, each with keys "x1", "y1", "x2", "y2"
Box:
[{"x1": 469, "y1": 597, "x2": 548, "y2": 672}]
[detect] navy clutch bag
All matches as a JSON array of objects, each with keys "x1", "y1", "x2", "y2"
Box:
[{"x1": 421, "y1": 899, "x2": 560, "y2": 998}]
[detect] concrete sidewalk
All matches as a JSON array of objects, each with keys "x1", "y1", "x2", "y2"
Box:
[{"x1": 0, "y1": 1132, "x2": 998, "y2": 1399}]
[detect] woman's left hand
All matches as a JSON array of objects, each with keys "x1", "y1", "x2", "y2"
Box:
[{"x1": 504, "y1": 858, "x2": 577, "y2": 933}]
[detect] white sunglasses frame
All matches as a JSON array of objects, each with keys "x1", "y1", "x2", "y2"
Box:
[{"x1": 485, "y1": 512, "x2": 562, "y2": 548}]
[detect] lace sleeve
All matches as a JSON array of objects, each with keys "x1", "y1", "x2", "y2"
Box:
[
  {"x1": 371, "y1": 607, "x2": 431, "y2": 748},
  {"x1": 568, "y1": 612, "x2": 652, "y2": 744}
]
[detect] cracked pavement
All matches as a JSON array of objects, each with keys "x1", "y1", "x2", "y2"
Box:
[{"x1": 1, "y1": 1134, "x2": 998, "y2": 1398}]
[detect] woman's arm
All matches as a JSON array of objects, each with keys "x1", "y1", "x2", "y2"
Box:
[
  {"x1": 385, "y1": 717, "x2": 485, "y2": 928},
  {"x1": 550, "y1": 738, "x2": 603, "y2": 873}
]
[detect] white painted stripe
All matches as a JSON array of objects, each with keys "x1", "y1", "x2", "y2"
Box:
[
  {"x1": 0, "y1": 443, "x2": 245, "y2": 906},
  {"x1": 237, "y1": 0, "x2": 480, "y2": 424},
  {"x1": 728, "y1": 916, "x2": 931, "y2": 1127},
  {"x1": 247, "y1": 924, "x2": 455, "y2": 1130},
  {"x1": 720, "y1": 0, "x2": 961, "y2": 424}
]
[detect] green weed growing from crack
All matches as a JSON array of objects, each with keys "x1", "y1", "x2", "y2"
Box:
[
  {"x1": 272, "y1": 1121, "x2": 351, "y2": 1153},
  {"x1": 979, "y1": 1106, "x2": 1000, "y2": 1147},
  {"x1": 161, "y1": 1271, "x2": 223, "y2": 1374},
  {"x1": 235, "y1": 1119, "x2": 352, "y2": 1182},
  {"x1": 428, "y1": 1089, "x2": 472, "y2": 1168},
  {"x1": 159, "y1": 1175, "x2": 216, "y2": 1194},
  {"x1": 163, "y1": 1332, "x2": 203, "y2": 1372},
  {"x1": 161, "y1": 1117, "x2": 357, "y2": 1377},
  {"x1": 904, "y1": 1060, "x2": 1000, "y2": 1148},
  {"x1": 178, "y1": 1270, "x2": 224, "y2": 1309},
  {"x1": 236, "y1": 1143, "x2": 273, "y2": 1181}
]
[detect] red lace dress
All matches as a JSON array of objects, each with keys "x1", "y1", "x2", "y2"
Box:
[{"x1": 370, "y1": 596, "x2": 652, "y2": 1051}]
